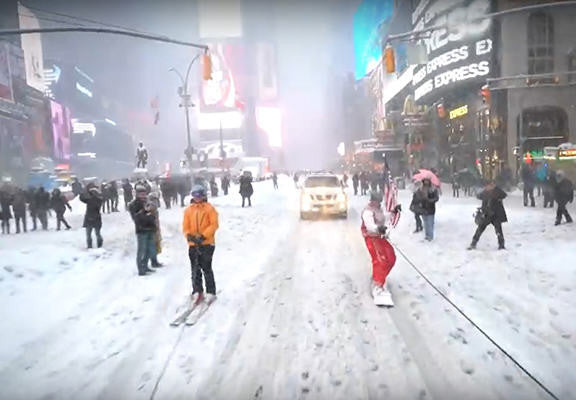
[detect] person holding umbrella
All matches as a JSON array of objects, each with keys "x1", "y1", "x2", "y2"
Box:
[{"x1": 412, "y1": 170, "x2": 440, "y2": 241}]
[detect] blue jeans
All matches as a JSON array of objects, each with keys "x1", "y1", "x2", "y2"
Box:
[
  {"x1": 136, "y1": 232, "x2": 157, "y2": 273},
  {"x1": 423, "y1": 214, "x2": 435, "y2": 240}
]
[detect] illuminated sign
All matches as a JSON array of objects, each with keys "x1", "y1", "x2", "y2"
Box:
[
  {"x1": 559, "y1": 149, "x2": 576, "y2": 159},
  {"x1": 411, "y1": 0, "x2": 492, "y2": 103},
  {"x1": 75, "y1": 82, "x2": 93, "y2": 98},
  {"x1": 353, "y1": 0, "x2": 394, "y2": 79},
  {"x1": 449, "y1": 105, "x2": 469, "y2": 119},
  {"x1": 255, "y1": 106, "x2": 282, "y2": 148},
  {"x1": 71, "y1": 119, "x2": 96, "y2": 136}
]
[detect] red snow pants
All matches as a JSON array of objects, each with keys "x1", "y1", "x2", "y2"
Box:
[{"x1": 364, "y1": 236, "x2": 396, "y2": 285}]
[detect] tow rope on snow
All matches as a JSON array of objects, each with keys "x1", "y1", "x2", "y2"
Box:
[{"x1": 392, "y1": 244, "x2": 560, "y2": 400}]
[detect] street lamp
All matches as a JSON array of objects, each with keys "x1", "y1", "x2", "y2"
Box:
[{"x1": 169, "y1": 52, "x2": 204, "y2": 171}]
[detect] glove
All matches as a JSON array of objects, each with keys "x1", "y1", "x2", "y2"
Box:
[
  {"x1": 394, "y1": 204, "x2": 402, "y2": 213},
  {"x1": 192, "y1": 235, "x2": 205, "y2": 245},
  {"x1": 377, "y1": 225, "x2": 387, "y2": 235},
  {"x1": 187, "y1": 234, "x2": 194, "y2": 243}
]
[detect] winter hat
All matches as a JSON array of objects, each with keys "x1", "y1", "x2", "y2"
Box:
[
  {"x1": 135, "y1": 184, "x2": 147, "y2": 193},
  {"x1": 191, "y1": 184, "x2": 207, "y2": 200},
  {"x1": 370, "y1": 191, "x2": 383, "y2": 203}
]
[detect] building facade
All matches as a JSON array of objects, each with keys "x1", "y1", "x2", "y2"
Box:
[
  {"x1": 492, "y1": 0, "x2": 576, "y2": 173},
  {"x1": 359, "y1": 0, "x2": 576, "y2": 180}
]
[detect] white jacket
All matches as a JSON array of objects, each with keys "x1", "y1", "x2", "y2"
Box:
[{"x1": 362, "y1": 204, "x2": 387, "y2": 237}]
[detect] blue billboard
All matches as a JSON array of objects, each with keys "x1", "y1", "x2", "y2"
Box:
[{"x1": 353, "y1": 0, "x2": 394, "y2": 80}]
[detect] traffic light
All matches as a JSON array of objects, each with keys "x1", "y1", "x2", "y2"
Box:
[
  {"x1": 202, "y1": 53, "x2": 212, "y2": 80},
  {"x1": 480, "y1": 85, "x2": 490, "y2": 104},
  {"x1": 384, "y1": 44, "x2": 395, "y2": 74}
]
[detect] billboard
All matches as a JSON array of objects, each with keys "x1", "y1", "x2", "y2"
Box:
[
  {"x1": 18, "y1": 4, "x2": 45, "y2": 92},
  {"x1": 0, "y1": 43, "x2": 14, "y2": 102},
  {"x1": 411, "y1": 0, "x2": 493, "y2": 103},
  {"x1": 353, "y1": 0, "x2": 394, "y2": 80},
  {"x1": 50, "y1": 100, "x2": 71, "y2": 161},
  {"x1": 256, "y1": 106, "x2": 282, "y2": 148},
  {"x1": 198, "y1": 0, "x2": 242, "y2": 39},
  {"x1": 200, "y1": 43, "x2": 241, "y2": 113}
]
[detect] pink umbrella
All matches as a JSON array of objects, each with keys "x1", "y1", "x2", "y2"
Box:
[{"x1": 412, "y1": 169, "x2": 441, "y2": 187}]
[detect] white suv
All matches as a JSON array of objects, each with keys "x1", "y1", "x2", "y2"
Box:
[{"x1": 300, "y1": 174, "x2": 348, "y2": 220}]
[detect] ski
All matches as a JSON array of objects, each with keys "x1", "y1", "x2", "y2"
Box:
[
  {"x1": 170, "y1": 299, "x2": 201, "y2": 327},
  {"x1": 185, "y1": 298, "x2": 215, "y2": 326}
]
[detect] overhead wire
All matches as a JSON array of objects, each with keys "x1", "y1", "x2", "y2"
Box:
[{"x1": 21, "y1": 2, "x2": 154, "y2": 35}]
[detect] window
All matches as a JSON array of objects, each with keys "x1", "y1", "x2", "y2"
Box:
[
  {"x1": 304, "y1": 176, "x2": 340, "y2": 188},
  {"x1": 527, "y1": 12, "x2": 554, "y2": 75}
]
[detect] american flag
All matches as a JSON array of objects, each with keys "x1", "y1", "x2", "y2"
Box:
[{"x1": 383, "y1": 160, "x2": 401, "y2": 228}]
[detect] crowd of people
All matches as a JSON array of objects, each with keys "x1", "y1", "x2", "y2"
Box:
[{"x1": 0, "y1": 184, "x2": 70, "y2": 234}]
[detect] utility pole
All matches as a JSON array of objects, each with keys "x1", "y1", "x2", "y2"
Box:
[{"x1": 169, "y1": 53, "x2": 203, "y2": 171}]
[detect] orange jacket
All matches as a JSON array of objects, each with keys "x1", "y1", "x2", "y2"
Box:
[{"x1": 183, "y1": 202, "x2": 219, "y2": 246}]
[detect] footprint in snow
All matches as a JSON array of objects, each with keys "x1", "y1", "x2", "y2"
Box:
[
  {"x1": 549, "y1": 307, "x2": 559, "y2": 316},
  {"x1": 459, "y1": 360, "x2": 475, "y2": 375}
]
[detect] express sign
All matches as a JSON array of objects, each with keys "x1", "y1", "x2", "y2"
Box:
[{"x1": 411, "y1": 0, "x2": 492, "y2": 103}]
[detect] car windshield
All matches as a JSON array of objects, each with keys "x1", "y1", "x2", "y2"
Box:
[{"x1": 305, "y1": 176, "x2": 340, "y2": 188}]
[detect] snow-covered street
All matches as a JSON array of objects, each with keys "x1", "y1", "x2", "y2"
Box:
[{"x1": 0, "y1": 177, "x2": 574, "y2": 400}]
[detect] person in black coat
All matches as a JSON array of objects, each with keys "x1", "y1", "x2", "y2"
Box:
[
  {"x1": 239, "y1": 171, "x2": 254, "y2": 207},
  {"x1": 129, "y1": 186, "x2": 159, "y2": 275},
  {"x1": 352, "y1": 173, "x2": 359, "y2": 195},
  {"x1": 160, "y1": 178, "x2": 172, "y2": 209},
  {"x1": 468, "y1": 180, "x2": 507, "y2": 250},
  {"x1": 553, "y1": 170, "x2": 574, "y2": 225},
  {"x1": 0, "y1": 185, "x2": 13, "y2": 234},
  {"x1": 521, "y1": 163, "x2": 536, "y2": 207},
  {"x1": 51, "y1": 188, "x2": 72, "y2": 230},
  {"x1": 109, "y1": 181, "x2": 119, "y2": 212},
  {"x1": 122, "y1": 179, "x2": 134, "y2": 210},
  {"x1": 409, "y1": 183, "x2": 424, "y2": 233},
  {"x1": 417, "y1": 179, "x2": 439, "y2": 241},
  {"x1": 35, "y1": 187, "x2": 50, "y2": 230},
  {"x1": 13, "y1": 188, "x2": 27, "y2": 233},
  {"x1": 210, "y1": 175, "x2": 219, "y2": 197},
  {"x1": 27, "y1": 186, "x2": 38, "y2": 230},
  {"x1": 80, "y1": 184, "x2": 103, "y2": 248},
  {"x1": 101, "y1": 182, "x2": 112, "y2": 214},
  {"x1": 221, "y1": 174, "x2": 231, "y2": 196},
  {"x1": 542, "y1": 170, "x2": 555, "y2": 208}
]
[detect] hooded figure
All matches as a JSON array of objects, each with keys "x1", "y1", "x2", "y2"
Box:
[
  {"x1": 468, "y1": 180, "x2": 507, "y2": 250},
  {"x1": 51, "y1": 188, "x2": 72, "y2": 230},
  {"x1": 80, "y1": 184, "x2": 103, "y2": 248},
  {"x1": 239, "y1": 171, "x2": 254, "y2": 207}
]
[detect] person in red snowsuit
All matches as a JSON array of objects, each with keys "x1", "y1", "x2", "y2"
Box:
[{"x1": 361, "y1": 191, "x2": 397, "y2": 300}]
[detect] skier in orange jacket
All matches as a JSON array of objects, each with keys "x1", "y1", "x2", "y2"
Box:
[{"x1": 183, "y1": 185, "x2": 219, "y2": 303}]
